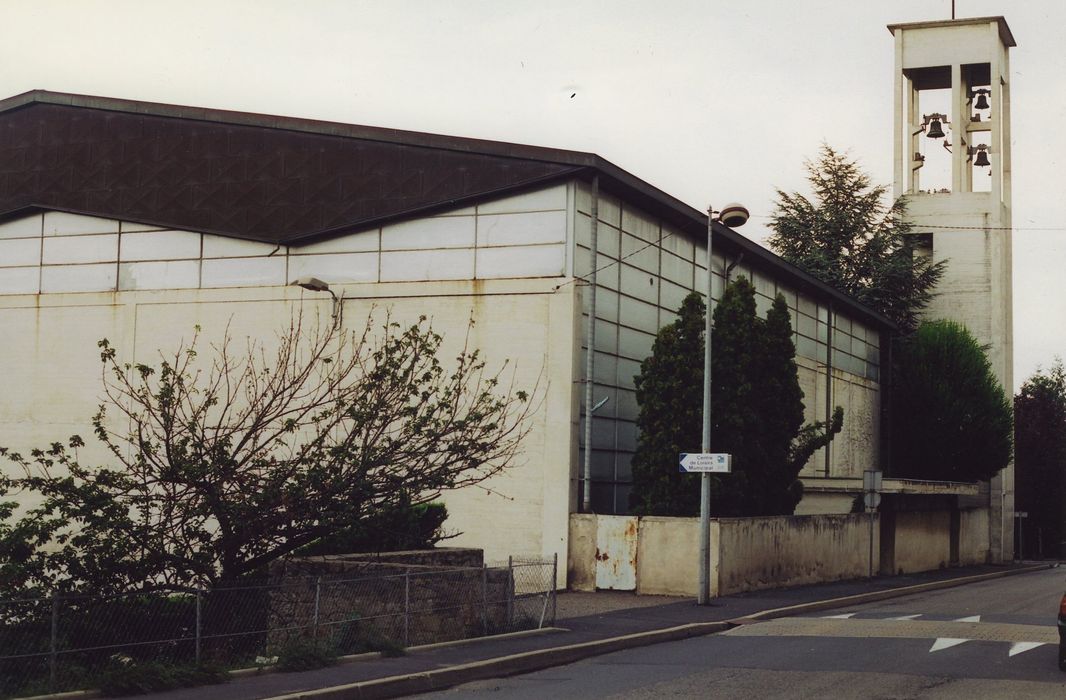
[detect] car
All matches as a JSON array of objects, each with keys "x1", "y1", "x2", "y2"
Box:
[{"x1": 1059, "y1": 592, "x2": 1066, "y2": 670}]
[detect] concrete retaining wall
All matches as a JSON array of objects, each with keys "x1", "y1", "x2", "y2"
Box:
[
  {"x1": 568, "y1": 509, "x2": 991, "y2": 596},
  {"x1": 569, "y1": 512, "x2": 877, "y2": 597},
  {"x1": 715, "y1": 514, "x2": 878, "y2": 596},
  {"x1": 893, "y1": 511, "x2": 951, "y2": 573}
]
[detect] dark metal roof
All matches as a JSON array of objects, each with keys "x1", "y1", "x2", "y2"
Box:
[{"x1": 0, "y1": 90, "x2": 894, "y2": 330}]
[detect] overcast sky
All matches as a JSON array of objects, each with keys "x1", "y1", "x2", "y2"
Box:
[{"x1": 2, "y1": 0, "x2": 1062, "y2": 390}]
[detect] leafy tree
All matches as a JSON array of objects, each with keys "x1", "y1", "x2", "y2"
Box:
[
  {"x1": 889, "y1": 320, "x2": 1012, "y2": 482},
  {"x1": 768, "y1": 144, "x2": 945, "y2": 332},
  {"x1": 1014, "y1": 362, "x2": 1066, "y2": 558},
  {"x1": 0, "y1": 312, "x2": 535, "y2": 595},
  {"x1": 628, "y1": 282, "x2": 843, "y2": 517}
]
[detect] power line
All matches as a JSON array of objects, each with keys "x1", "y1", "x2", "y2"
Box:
[
  {"x1": 553, "y1": 229, "x2": 681, "y2": 291},
  {"x1": 750, "y1": 213, "x2": 1066, "y2": 232}
]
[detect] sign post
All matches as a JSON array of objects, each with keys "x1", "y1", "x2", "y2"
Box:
[{"x1": 863, "y1": 470, "x2": 882, "y2": 578}]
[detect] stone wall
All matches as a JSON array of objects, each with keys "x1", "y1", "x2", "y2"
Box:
[{"x1": 265, "y1": 549, "x2": 512, "y2": 649}]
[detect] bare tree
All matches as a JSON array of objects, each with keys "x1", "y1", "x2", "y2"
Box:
[{"x1": 0, "y1": 310, "x2": 536, "y2": 593}]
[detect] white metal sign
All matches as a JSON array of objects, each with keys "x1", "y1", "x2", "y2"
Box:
[{"x1": 679, "y1": 453, "x2": 732, "y2": 473}]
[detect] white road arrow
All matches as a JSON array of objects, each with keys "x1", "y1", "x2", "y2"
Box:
[
  {"x1": 954, "y1": 615, "x2": 981, "y2": 622},
  {"x1": 930, "y1": 637, "x2": 970, "y2": 652},
  {"x1": 1009, "y1": 642, "x2": 1046, "y2": 657},
  {"x1": 887, "y1": 614, "x2": 921, "y2": 620},
  {"x1": 823, "y1": 613, "x2": 856, "y2": 619}
]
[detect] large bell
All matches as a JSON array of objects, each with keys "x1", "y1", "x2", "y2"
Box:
[
  {"x1": 974, "y1": 92, "x2": 990, "y2": 110},
  {"x1": 926, "y1": 117, "x2": 946, "y2": 139},
  {"x1": 974, "y1": 149, "x2": 991, "y2": 167}
]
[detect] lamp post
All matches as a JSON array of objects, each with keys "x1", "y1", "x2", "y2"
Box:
[{"x1": 699, "y1": 203, "x2": 749, "y2": 606}]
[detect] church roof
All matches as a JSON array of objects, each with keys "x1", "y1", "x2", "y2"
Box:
[{"x1": 0, "y1": 90, "x2": 894, "y2": 329}]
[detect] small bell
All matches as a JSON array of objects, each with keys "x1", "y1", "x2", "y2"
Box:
[
  {"x1": 926, "y1": 117, "x2": 946, "y2": 139},
  {"x1": 974, "y1": 149, "x2": 991, "y2": 167},
  {"x1": 974, "y1": 91, "x2": 990, "y2": 110}
]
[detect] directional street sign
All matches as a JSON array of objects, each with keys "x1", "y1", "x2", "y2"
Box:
[{"x1": 679, "y1": 453, "x2": 732, "y2": 473}]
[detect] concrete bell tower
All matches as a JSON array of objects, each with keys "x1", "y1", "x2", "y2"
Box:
[{"x1": 888, "y1": 17, "x2": 1015, "y2": 562}]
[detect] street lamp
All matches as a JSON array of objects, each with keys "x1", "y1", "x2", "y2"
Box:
[
  {"x1": 290, "y1": 276, "x2": 343, "y2": 326},
  {"x1": 699, "y1": 203, "x2": 748, "y2": 606}
]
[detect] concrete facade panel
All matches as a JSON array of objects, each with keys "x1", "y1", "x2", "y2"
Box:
[
  {"x1": 42, "y1": 234, "x2": 118, "y2": 265},
  {"x1": 120, "y1": 230, "x2": 202, "y2": 261},
  {"x1": 381, "y1": 215, "x2": 476, "y2": 250},
  {"x1": 0, "y1": 214, "x2": 42, "y2": 239},
  {"x1": 475, "y1": 244, "x2": 564, "y2": 278},
  {"x1": 201, "y1": 256, "x2": 287, "y2": 288},
  {"x1": 0, "y1": 238, "x2": 41, "y2": 267},
  {"x1": 43, "y1": 212, "x2": 119, "y2": 236},
  {"x1": 40, "y1": 263, "x2": 116, "y2": 293}
]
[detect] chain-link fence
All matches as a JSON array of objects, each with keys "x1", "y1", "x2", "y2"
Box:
[{"x1": 0, "y1": 556, "x2": 556, "y2": 699}]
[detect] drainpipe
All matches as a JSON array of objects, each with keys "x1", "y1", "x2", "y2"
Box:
[
  {"x1": 824, "y1": 305, "x2": 833, "y2": 477},
  {"x1": 582, "y1": 176, "x2": 599, "y2": 513}
]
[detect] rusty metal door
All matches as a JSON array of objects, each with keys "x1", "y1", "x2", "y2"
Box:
[{"x1": 594, "y1": 515, "x2": 638, "y2": 590}]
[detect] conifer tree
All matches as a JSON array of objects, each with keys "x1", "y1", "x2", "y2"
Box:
[
  {"x1": 890, "y1": 319, "x2": 1012, "y2": 482},
  {"x1": 768, "y1": 145, "x2": 945, "y2": 333},
  {"x1": 629, "y1": 280, "x2": 843, "y2": 517},
  {"x1": 627, "y1": 294, "x2": 705, "y2": 516}
]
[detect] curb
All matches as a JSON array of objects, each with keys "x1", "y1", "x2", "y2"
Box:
[
  {"x1": 228, "y1": 626, "x2": 565, "y2": 679},
  {"x1": 263, "y1": 564, "x2": 1055, "y2": 700},
  {"x1": 264, "y1": 621, "x2": 732, "y2": 700}
]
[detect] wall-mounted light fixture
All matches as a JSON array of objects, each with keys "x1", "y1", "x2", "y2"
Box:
[{"x1": 290, "y1": 276, "x2": 343, "y2": 326}]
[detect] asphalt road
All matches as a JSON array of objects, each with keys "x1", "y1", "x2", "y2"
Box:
[{"x1": 416, "y1": 566, "x2": 1066, "y2": 699}]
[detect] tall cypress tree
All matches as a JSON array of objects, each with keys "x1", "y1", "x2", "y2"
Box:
[
  {"x1": 629, "y1": 279, "x2": 843, "y2": 517},
  {"x1": 628, "y1": 293, "x2": 705, "y2": 516}
]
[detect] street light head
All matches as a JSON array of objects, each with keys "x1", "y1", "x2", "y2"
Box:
[
  {"x1": 717, "y1": 203, "x2": 749, "y2": 228},
  {"x1": 290, "y1": 276, "x2": 330, "y2": 293}
]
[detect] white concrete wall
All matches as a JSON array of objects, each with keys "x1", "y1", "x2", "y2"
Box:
[
  {"x1": 0, "y1": 184, "x2": 581, "y2": 586},
  {"x1": 568, "y1": 512, "x2": 877, "y2": 597}
]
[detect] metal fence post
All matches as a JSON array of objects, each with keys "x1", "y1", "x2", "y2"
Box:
[
  {"x1": 49, "y1": 594, "x2": 58, "y2": 690},
  {"x1": 195, "y1": 589, "x2": 203, "y2": 664},
  {"x1": 481, "y1": 564, "x2": 488, "y2": 636},
  {"x1": 403, "y1": 571, "x2": 410, "y2": 647},
  {"x1": 551, "y1": 552, "x2": 558, "y2": 624},
  {"x1": 506, "y1": 556, "x2": 514, "y2": 630},
  {"x1": 313, "y1": 577, "x2": 321, "y2": 639}
]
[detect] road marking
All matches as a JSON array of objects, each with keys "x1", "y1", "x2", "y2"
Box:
[
  {"x1": 1009, "y1": 641, "x2": 1047, "y2": 657},
  {"x1": 930, "y1": 637, "x2": 970, "y2": 652},
  {"x1": 887, "y1": 614, "x2": 921, "y2": 621},
  {"x1": 955, "y1": 615, "x2": 981, "y2": 623},
  {"x1": 822, "y1": 613, "x2": 856, "y2": 619},
  {"x1": 724, "y1": 617, "x2": 1057, "y2": 646}
]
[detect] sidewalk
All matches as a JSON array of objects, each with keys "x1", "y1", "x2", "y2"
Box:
[{"x1": 124, "y1": 562, "x2": 1050, "y2": 700}]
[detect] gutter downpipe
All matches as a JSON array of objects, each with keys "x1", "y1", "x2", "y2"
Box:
[
  {"x1": 824, "y1": 304, "x2": 834, "y2": 477},
  {"x1": 582, "y1": 176, "x2": 599, "y2": 513}
]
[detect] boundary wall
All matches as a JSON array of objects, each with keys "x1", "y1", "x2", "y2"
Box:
[{"x1": 569, "y1": 509, "x2": 990, "y2": 596}]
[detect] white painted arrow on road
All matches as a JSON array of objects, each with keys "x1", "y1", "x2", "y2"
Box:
[
  {"x1": 1008, "y1": 642, "x2": 1046, "y2": 657},
  {"x1": 930, "y1": 637, "x2": 970, "y2": 652}
]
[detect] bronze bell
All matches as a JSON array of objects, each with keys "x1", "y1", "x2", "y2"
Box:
[
  {"x1": 926, "y1": 117, "x2": 946, "y2": 139},
  {"x1": 974, "y1": 91, "x2": 990, "y2": 110},
  {"x1": 974, "y1": 149, "x2": 991, "y2": 167}
]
